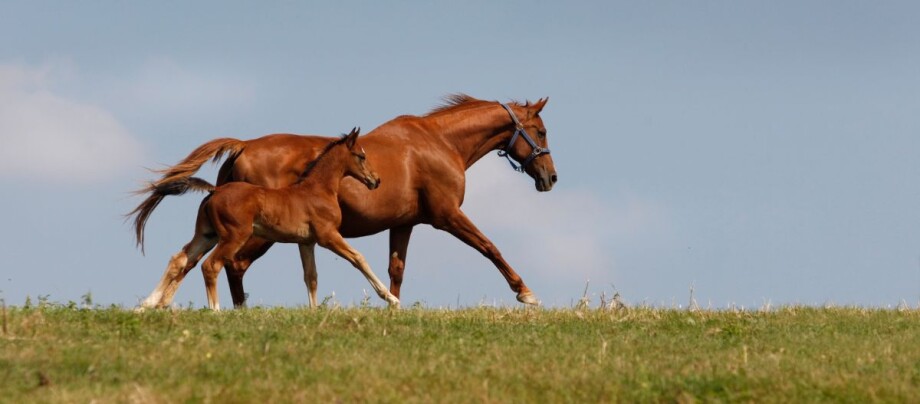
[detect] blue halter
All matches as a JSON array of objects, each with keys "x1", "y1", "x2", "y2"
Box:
[{"x1": 497, "y1": 103, "x2": 551, "y2": 173}]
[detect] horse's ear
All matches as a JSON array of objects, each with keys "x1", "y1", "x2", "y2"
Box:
[
  {"x1": 533, "y1": 97, "x2": 548, "y2": 114},
  {"x1": 525, "y1": 97, "x2": 548, "y2": 119},
  {"x1": 345, "y1": 127, "x2": 360, "y2": 149}
]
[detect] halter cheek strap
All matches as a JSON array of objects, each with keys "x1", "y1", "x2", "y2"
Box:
[{"x1": 497, "y1": 103, "x2": 551, "y2": 173}]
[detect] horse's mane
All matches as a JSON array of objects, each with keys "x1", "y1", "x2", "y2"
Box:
[
  {"x1": 425, "y1": 93, "x2": 524, "y2": 116},
  {"x1": 295, "y1": 134, "x2": 351, "y2": 183},
  {"x1": 391, "y1": 94, "x2": 525, "y2": 120}
]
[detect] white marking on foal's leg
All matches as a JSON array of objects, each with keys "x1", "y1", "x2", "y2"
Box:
[
  {"x1": 323, "y1": 234, "x2": 400, "y2": 308},
  {"x1": 298, "y1": 243, "x2": 319, "y2": 308},
  {"x1": 353, "y1": 253, "x2": 400, "y2": 308},
  {"x1": 142, "y1": 251, "x2": 189, "y2": 308},
  {"x1": 140, "y1": 291, "x2": 162, "y2": 308}
]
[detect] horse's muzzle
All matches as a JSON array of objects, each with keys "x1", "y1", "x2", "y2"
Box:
[{"x1": 535, "y1": 171, "x2": 557, "y2": 192}]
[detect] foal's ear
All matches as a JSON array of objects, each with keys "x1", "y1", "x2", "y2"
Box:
[{"x1": 345, "y1": 127, "x2": 360, "y2": 149}]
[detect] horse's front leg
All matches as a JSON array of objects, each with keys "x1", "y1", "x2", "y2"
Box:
[
  {"x1": 432, "y1": 209, "x2": 539, "y2": 306},
  {"x1": 387, "y1": 225, "x2": 414, "y2": 298}
]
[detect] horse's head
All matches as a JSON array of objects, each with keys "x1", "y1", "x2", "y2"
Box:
[
  {"x1": 502, "y1": 98, "x2": 558, "y2": 192},
  {"x1": 342, "y1": 128, "x2": 381, "y2": 190}
]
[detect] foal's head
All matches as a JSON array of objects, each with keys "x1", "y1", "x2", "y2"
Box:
[{"x1": 339, "y1": 128, "x2": 380, "y2": 190}]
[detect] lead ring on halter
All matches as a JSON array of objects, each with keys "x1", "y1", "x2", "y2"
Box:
[{"x1": 497, "y1": 103, "x2": 551, "y2": 173}]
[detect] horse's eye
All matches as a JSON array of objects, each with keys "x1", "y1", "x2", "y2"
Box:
[{"x1": 538, "y1": 130, "x2": 547, "y2": 139}]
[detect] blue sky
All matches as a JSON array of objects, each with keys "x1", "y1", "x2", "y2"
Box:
[{"x1": 1, "y1": 2, "x2": 919, "y2": 308}]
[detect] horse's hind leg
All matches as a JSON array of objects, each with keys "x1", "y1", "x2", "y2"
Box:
[
  {"x1": 226, "y1": 269, "x2": 247, "y2": 309},
  {"x1": 317, "y1": 230, "x2": 399, "y2": 308},
  {"x1": 226, "y1": 237, "x2": 274, "y2": 309},
  {"x1": 298, "y1": 243, "x2": 319, "y2": 308},
  {"x1": 142, "y1": 235, "x2": 216, "y2": 308},
  {"x1": 387, "y1": 225, "x2": 414, "y2": 298},
  {"x1": 227, "y1": 252, "x2": 258, "y2": 309}
]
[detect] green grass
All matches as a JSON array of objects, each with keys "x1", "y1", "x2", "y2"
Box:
[{"x1": 2, "y1": 301, "x2": 920, "y2": 403}]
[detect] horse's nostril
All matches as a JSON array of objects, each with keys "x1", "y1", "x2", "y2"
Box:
[{"x1": 550, "y1": 174, "x2": 558, "y2": 184}]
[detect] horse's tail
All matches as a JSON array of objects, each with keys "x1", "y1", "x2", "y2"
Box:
[{"x1": 126, "y1": 138, "x2": 245, "y2": 253}]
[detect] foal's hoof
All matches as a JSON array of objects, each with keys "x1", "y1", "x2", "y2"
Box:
[
  {"x1": 139, "y1": 295, "x2": 160, "y2": 309},
  {"x1": 386, "y1": 295, "x2": 401, "y2": 309},
  {"x1": 136, "y1": 299, "x2": 162, "y2": 312},
  {"x1": 517, "y1": 291, "x2": 541, "y2": 306}
]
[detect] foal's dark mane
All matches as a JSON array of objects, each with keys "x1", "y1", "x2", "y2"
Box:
[{"x1": 296, "y1": 134, "x2": 351, "y2": 183}]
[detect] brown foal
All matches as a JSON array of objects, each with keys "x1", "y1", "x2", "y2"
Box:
[
  {"x1": 131, "y1": 94, "x2": 556, "y2": 308},
  {"x1": 141, "y1": 129, "x2": 399, "y2": 310}
]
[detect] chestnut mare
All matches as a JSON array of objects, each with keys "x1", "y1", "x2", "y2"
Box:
[
  {"x1": 130, "y1": 94, "x2": 556, "y2": 308},
  {"x1": 143, "y1": 129, "x2": 399, "y2": 310}
]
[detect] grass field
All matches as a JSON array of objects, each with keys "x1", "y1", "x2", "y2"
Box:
[{"x1": 2, "y1": 299, "x2": 920, "y2": 403}]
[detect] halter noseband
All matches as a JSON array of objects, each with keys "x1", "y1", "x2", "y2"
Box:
[{"x1": 497, "y1": 103, "x2": 550, "y2": 173}]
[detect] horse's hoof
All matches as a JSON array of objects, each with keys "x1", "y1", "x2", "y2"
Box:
[{"x1": 517, "y1": 292, "x2": 541, "y2": 306}]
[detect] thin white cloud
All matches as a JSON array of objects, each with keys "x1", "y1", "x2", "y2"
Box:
[
  {"x1": 104, "y1": 57, "x2": 256, "y2": 118},
  {"x1": 462, "y1": 157, "x2": 670, "y2": 281},
  {"x1": 0, "y1": 62, "x2": 143, "y2": 183}
]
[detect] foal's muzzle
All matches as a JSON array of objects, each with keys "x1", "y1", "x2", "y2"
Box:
[{"x1": 365, "y1": 176, "x2": 381, "y2": 190}]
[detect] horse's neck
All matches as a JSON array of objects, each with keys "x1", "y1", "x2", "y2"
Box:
[{"x1": 428, "y1": 104, "x2": 515, "y2": 169}]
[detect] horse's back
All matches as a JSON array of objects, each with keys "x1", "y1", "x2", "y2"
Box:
[
  {"x1": 228, "y1": 134, "x2": 333, "y2": 188},
  {"x1": 208, "y1": 182, "x2": 263, "y2": 216}
]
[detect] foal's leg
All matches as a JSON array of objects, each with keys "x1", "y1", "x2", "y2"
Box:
[
  {"x1": 201, "y1": 237, "x2": 249, "y2": 311},
  {"x1": 317, "y1": 231, "x2": 399, "y2": 308},
  {"x1": 142, "y1": 249, "x2": 187, "y2": 308},
  {"x1": 142, "y1": 235, "x2": 216, "y2": 308},
  {"x1": 432, "y1": 209, "x2": 539, "y2": 305},
  {"x1": 298, "y1": 243, "x2": 319, "y2": 308},
  {"x1": 200, "y1": 250, "x2": 225, "y2": 311},
  {"x1": 387, "y1": 225, "x2": 414, "y2": 298},
  {"x1": 157, "y1": 237, "x2": 216, "y2": 307}
]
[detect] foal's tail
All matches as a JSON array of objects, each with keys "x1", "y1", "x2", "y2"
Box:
[{"x1": 126, "y1": 138, "x2": 245, "y2": 253}]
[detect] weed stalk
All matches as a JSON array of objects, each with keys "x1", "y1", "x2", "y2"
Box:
[{"x1": 2, "y1": 297, "x2": 6, "y2": 336}]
